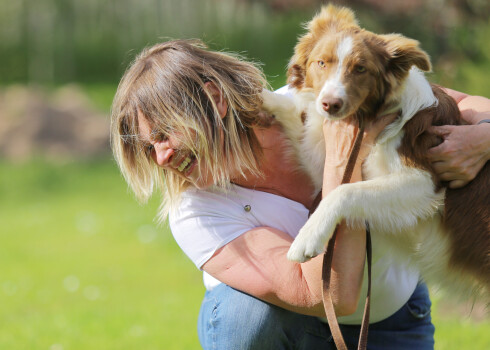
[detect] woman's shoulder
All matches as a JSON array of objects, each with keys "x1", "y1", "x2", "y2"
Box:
[
  {"x1": 168, "y1": 185, "x2": 261, "y2": 269},
  {"x1": 171, "y1": 185, "x2": 251, "y2": 218}
]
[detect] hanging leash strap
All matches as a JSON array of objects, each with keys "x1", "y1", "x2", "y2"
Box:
[
  {"x1": 309, "y1": 121, "x2": 372, "y2": 350},
  {"x1": 358, "y1": 223, "x2": 372, "y2": 350}
]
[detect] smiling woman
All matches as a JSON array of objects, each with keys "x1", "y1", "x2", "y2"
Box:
[
  {"x1": 136, "y1": 110, "x2": 208, "y2": 188},
  {"x1": 111, "y1": 39, "x2": 268, "y2": 216}
]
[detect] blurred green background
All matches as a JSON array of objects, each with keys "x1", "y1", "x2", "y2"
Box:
[{"x1": 1, "y1": 0, "x2": 488, "y2": 349}]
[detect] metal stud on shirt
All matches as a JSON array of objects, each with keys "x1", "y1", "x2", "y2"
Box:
[{"x1": 244, "y1": 205, "x2": 251, "y2": 212}]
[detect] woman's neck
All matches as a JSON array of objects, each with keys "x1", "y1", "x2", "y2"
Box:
[{"x1": 231, "y1": 123, "x2": 316, "y2": 209}]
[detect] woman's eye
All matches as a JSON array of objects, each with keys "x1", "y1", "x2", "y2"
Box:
[
  {"x1": 150, "y1": 129, "x2": 168, "y2": 142},
  {"x1": 318, "y1": 60, "x2": 326, "y2": 68},
  {"x1": 145, "y1": 144, "x2": 154, "y2": 156}
]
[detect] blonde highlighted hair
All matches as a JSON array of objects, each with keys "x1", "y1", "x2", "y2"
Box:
[{"x1": 110, "y1": 39, "x2": 268, "y2": 219}]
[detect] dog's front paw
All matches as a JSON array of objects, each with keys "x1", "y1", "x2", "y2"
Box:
[
  {"x1": 287, "y1": 227, "x2": 326, "y2": 263},
  {"x1": 287, "y1": 205, "x2": 340, "y2": 262},
  {"x1": 287, "y1": 220, "x2": 336, "y2": 262}
]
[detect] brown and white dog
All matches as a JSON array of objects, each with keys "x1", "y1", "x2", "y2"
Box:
[{"x1": 262, "y1": 5, "x2": 489, "y2": 297}]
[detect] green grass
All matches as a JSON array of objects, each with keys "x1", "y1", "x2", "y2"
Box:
[
  {"x1": 79, "y1": 84, "x2": 118, "y2": 113},
  {"x1": 431, "y1": 293, "x2": 489, "y2": 349},
  {"x1": 0, "y1": 160, "x2": 204, "y2": 349},
  {"x1": 1, "y1": 160, "x2": 488, "y2": 349}
]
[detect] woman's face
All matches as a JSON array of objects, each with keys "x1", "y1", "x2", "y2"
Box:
[{"x1": 137, "y1": 111, "x2": 215, "y2": 189}]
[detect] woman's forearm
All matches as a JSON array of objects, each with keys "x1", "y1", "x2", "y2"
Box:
[
  {"x1": 316, "y1": 122, "x2": 370, "y2": 316},
  {"x1": 444, "y1": 88, "x2": 490, "y2": 124},
  {"x1": 458, "y1": 95, "x2": 490, "y2": 125},
  {"x1": 316, "y1": 114, "x2": 396, "y2": 315}
]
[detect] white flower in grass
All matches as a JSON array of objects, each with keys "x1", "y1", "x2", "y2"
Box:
[
  {"x1": 129, "y1": 324, "x2": 146, "y2": 337},
  {"x1": 2, "y1": 281, "x2": 17, "y2": 296},
  {"x1": 63, "y1": 275, "x2": 80, "y2": 292},
  {"x1": 75, "y1": 211, "x2": 98, "y2": 235},
  {"x1": 137, "y1": 225, "x2": 158, "y2": 244},
  {"x1": 83, "y1": 285, "x2": 100, "y2": 301}
]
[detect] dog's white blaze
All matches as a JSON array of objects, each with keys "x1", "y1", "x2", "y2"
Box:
[
  {"x1": 316, "y1": 36, "x2": 353, "y2": 116},
  {"x1": 336, "y1": 36, "x2": 353, "y2": 64}
]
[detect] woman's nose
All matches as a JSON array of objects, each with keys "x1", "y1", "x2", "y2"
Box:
[{"x1": 152, "y1": 141, "x2": 174, "y2": 167}]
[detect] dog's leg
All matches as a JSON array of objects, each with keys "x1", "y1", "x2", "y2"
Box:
[
  {"x1": 287, "y1": 168, "x2": 444, "y2": 262},
  {"x1": 261, "y1": 89, "x2": 303, "y2": 144}
]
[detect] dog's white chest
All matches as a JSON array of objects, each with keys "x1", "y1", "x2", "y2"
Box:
[
  {"x1": 301, "y1": 114, "x2": 328, "y2": 191},
  {"x1": 363, "y1": 134, "x2": 404, "y2": 180}
]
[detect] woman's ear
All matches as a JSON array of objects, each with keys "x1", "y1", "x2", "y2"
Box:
[{"x1": 204, "y1": 81, "x2": 228, "y2": 119}]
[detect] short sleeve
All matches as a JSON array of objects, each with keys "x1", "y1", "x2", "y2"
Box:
[{"x1": 169, "y1": 188, "x2": 256, "y2": 269}]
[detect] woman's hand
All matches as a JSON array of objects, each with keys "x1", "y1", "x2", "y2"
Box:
[
  {"x1": 322, "y1": 114, "x2": 397, "y2": 177},
  {"x1": 435, "y1": 90, "x2": 490, "y2": 188},
  {"x1": 428, "y1": 123, "x2": 490, "y2": 188}
]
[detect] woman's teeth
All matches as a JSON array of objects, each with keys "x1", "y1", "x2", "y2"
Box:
[{"x1": 178, "y1": 157, "x2": 192, "y2": 172}]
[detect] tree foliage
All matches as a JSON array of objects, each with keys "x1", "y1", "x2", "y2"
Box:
[{"x1": 0, "y1": 0, "x2": 487, "y2": 94}]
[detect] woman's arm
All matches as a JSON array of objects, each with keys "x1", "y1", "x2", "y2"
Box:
[
  {"x1": 321, "y1": 114, "x2": 397, "y2": 315},
  {"x1": 202, "y1": 226, "x2": 328, "y2": 316},
  {"x1": 443, "y1": 88, "x2": 490, "y2": 124},
  {"x1": 319, "y1": 119, "x2": 367, "y2": 316},
  {"x1": 202, "y1": 115, "x2": 392, "y2": 318},
  {"x1": 429, "y1": 90, "x2": 490, "y2": 188},
  {"x1": 202, "y1": 213, "x2": 364, "y2": 317}
]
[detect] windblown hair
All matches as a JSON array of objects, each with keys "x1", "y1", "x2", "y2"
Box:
[{"x1": 111, "y1": 39, "x2": 267, "y2": 219}]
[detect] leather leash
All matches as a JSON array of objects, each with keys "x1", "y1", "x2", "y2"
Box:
[{"x1": 309, "y1": 121, "x2": 372, "y2": 350}]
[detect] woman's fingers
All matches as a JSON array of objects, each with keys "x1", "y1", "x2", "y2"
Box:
[
  {"x1": 371, "y1": 112, "x2": 397, "y2": 132},
  {"x1": 432, "y1": 159, "x2": 480, "y2": 184},
  {"x1": 437, "y1": 170, "x2": 461, "y2": 181},
  {"x1": 376, "y1": 112, "x2": 399, "y2": 130},
  {"x1": 431, "y1": 160, "x2": 453, "y2": 174},
  {"x1": 427, "y1": 144, "x2": 447, "y2": 161},
  {"x1": 448, "y1": 179, "x2": 469, "y2": 189},
  {"x1": 364, "y1": 113, "x2": 398, "y2": 144},
  {"x1": 427, "y1": 126, "x2": 456, "y2": 161},
  {"x1": 428, "y1": 125, "x2": 453, "y2": 137}
]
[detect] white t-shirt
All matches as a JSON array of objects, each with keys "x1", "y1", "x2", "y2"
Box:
[{"x1": 169, "y1": 184, "x2": 419, "y2": 324}]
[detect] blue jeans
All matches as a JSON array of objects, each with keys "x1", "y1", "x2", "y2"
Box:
[{"x1": 198, "y1": 282, "x2": 434, "y2": 349}]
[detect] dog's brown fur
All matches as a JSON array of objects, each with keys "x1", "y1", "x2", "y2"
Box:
[
  {"x1": 400, "y1": 85, "x2": 490, "y2": 284},
  {"x1": 444, "y1": 163, "x2": 490, "y2": 283},
  {"x1": 398, "y1": 85, "x2": 461, "y2": 185}
]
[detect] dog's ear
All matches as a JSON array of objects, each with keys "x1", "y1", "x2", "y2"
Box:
[
  {"x1": 381, "y1": 34, "x2": 431, "y2": 79},
  {"x1": 287, "y1": 63, "x2": 306, "y2": 89},
  {"x1": 287, "y1": 30, "x2": 316, "y2": 89}
]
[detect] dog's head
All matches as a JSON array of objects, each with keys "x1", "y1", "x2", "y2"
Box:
[{"x1": 288, "y1": 5, "x2": 431, "y2": 121}]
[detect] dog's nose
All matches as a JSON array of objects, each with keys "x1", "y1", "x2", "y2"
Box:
[{"x1": 322, "y1": 98, "x2": 344, "y2": 114}]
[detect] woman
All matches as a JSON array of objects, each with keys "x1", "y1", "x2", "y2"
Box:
[{"x1": 111, "y1": 40, "x2": 490, "y2": 349}]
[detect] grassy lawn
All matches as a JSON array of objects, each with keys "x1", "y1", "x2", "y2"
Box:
[
  {"x1": 1, "y1": 160, "x2": 488, "y2": 349},
  {"x1": 0, "y1": 160, "x2": 204, "y2": 350}
]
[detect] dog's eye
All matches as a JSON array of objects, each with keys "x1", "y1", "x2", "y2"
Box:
[
  {"x1": 355, "y1": 65, "x2": 366, "y2": 73},
  {"x1": 318, "y1": 60, "x2": 326, "y2": 68}
]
